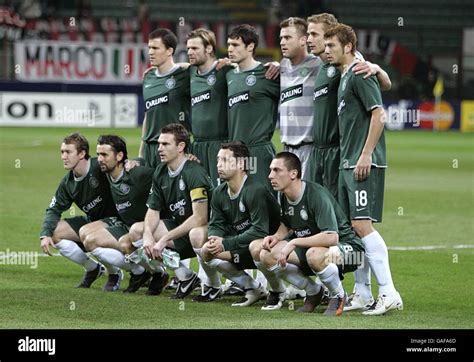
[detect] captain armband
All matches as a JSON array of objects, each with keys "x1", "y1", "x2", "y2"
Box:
[{"x1": 190, "y1": 187, "x2": 208, "y2": 202}]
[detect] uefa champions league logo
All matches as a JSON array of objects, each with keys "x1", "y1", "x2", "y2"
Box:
[
  {"x1": 166, "y1": 78, "x2": 176, "y2": 89},
  {"x1": 327, "y1": 66, "x2": 336, "y2": 78},
  {"x1": 207, "y1": 74, "x2": 216, "y2": 86},
  {"x1": 245, "y1": 74, "x2": 257, "y2": 86}
]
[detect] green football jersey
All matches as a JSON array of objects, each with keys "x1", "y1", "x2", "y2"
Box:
[
  {"x1": 190, "y1": 64, "x2": 232, "y2": 141},
  {"x1": 107, "y1": 166, "x2": 154, "y2": 226},
  {"x1": 337, "y1": 63, "x2": 386, "y2": 168},
  {"x1": 280, "y1": 181, "x2": 356, "y2": 244},
  {"x1": 147, "y1": 160, "x2": 213, "y2": 224},
  {"x1": 312, "y1": 61, "x2": 341, "y2": 147},
  {"x1": 226, "y1": 63, "x2": 280, "y2": 145},
  {"x1": 208, "y1": 175, "x2": 281, "y2": 251},
  {"x1": 142, "y1": 66, "x2": 191, "y2": 142},
  {"x1": 40, "y1": 158, "x2": 118, "y2": 237}
]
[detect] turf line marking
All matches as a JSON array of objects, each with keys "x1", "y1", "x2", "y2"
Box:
[
  {"x1": 388, "y1": 244, "x2": 474, "y2": 251},
  {"x1": 10, "y1": 244, "x2": 473, "y2": 259}
]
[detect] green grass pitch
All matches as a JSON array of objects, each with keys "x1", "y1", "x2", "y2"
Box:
[{"x1": 0, "y1": 127, "x2": 472, "y2": 329}]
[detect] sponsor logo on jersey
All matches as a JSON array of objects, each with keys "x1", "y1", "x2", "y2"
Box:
[
  {"x1": 166, "y1": 77, "x2": 176, "y2": 89},
  {"x1": 207, "y1": 74, "x2": 217, "y2": 85},
  {"x1": 191, "y1": 91, "x2": 211, "y2": 107},
  {"x1": 116, "y1": 201, "x2": 132, "y2": 211},
  {"x1": 233, "y1": 218, "x2": 251, "y2": 232},
  {"x1": 170, "y1": 198, "x2": 186, "y2": 212},
  {"x1": 280, "y1": 84, "x2": 303, "y2": 104},
  {"x1": 337, "y1": 98, "x2": 346, "y2": 116},
  {"x1": 245, "y1": 74, "x2": 257, "y2": 86},
  {"x1": 89, "y1": 176, "x2": 99, "y2": 188},
  {"x1": 49, "y1": 196, "x2": 56, "y2": 208},
  {"x1": 83, "y1": 195, "x2": 102, "y2": 213},
  {"x1": 300, "y1": 209, "x2": 308, "y2": 221},
  {"x1": 145, "y1": 94, "x2": 169, "y2": 110},
  {"x1": 239, "y1": 200, "x2": 246, "y2": 213},
  {"x1": 119, "y1": 183, "x2": 130, "y2": 194},
  {"x1": 228, "y1": 91, "x2": 249, "y2": 108},
  {"x1": 294, "y1": 228, "x2": 312, "y2": 237},
  {"x1": 179, "y1": 178, "x2": 186, "y2": 191},
  {"x1": 313, "y1": 85, "x2": 329, "y2": 100},
  {"x1": 327, "y1": 66, "x2": 336, "y2": 78}
]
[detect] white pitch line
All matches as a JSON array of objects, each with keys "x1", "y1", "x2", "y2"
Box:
[
  {"x1": 389, "y1": 245, "x2": 474, "y2": 251},
  {"x1": 1, "y1": 245, "x2": 473, "y2": 260}
]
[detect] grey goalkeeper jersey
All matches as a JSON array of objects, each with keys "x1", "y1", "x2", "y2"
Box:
[{"x1": 279, "y1": 55, "x2": 321, "y2": 146}]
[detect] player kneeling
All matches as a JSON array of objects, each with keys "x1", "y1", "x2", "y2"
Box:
[
  {"x1": 260, "y1": 152, "x2": 364, "y2": 316},
  {"x1": 198, "y1": 142, "x2": 286, "y2": 306}
]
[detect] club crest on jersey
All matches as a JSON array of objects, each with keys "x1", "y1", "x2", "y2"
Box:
[
  {"x1": 119, "y1": 183, "x2": 130, "y2": 194},
  {"x1": 239, "y1": 200, "x2": 246, "y2": 213},
  {"x1": 300, "y1": 209, "x2": 308, "y2": 221},
  {"x1": 166, "y1": 77, "x2": 176, "y2": 89},
  {"x1": 299, "y1": 68, "x2": 309, "y2": 77},
  {"x1": 207, "y1": 74, "x2": 216, "y2": 85},
  {"x1": 179, "y1": 178, "x2": 186, "y2": 191},
  {"x1": 245, "y1": 74, "x2": 257, "y2": 86},
  {"x1": 89, "y1": 176, "x2": 99, "y2": 188},
  {"x1": 327, "y1": 66, "x2": 336, "y2": 78}
]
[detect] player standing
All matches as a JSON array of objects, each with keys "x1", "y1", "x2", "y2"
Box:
[
  {"x1": 279, "y1": 17, "x2": 321, "y2": 178},
  {"x1": 325, "y1": 24, "x2": 403, "y2": 315},
  {"x1": 140, "y1": 28, "x2": 191, "y2": 168}
]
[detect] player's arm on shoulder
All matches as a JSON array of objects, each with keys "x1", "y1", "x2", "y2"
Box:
[
  {"x1": 264, "y1": 61, "x2": 280, "y2": 80},
  {"x1": 353, "y1": 60, "x2": 391, "y2": 91},
  {"x1": 177, "y1": 62, "x2": 191, "y2": 70}
]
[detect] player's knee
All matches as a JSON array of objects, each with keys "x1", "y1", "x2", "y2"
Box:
[
  {"x1": 189, "y1": 227, "x2": 206, "y2": 248},
  {"x1": 83, "y1": 234, "x2": 97, "y2": 252},
  {"x1": 201, "y1": 244, "x2": 213, "y2": 262},
  {"x1": 78, "y1": 225, "x2": 90, "y2": 242},
  {"x1": 129, "y1": 223, "x2": 143, "y2": 240},
  {"x1": 119, "y1": 239, "x2": 134, "y2": 254},
  {"x1": 249, "y1": 239, "x2": 262, "y2": 261},
  {"x1": 306, "y1": 247, "x2": 327, "y2": 271},
  {"x1": 260, "y1": 248, "x2": 274, "y2": 267},
  {"x1": 351, "y1": 220, "x2": 373, "y2": 238}
]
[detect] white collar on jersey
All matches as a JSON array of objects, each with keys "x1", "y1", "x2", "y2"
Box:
[
  {"x1": 109, "y1": 169, "x2": 125, "y2": 183},
  {"x1": 341, "y1": 58, "x2": 359, "y2": 77},
  {"x1": 155, "y1": 64, "x2": 180, "y2": 78},
  {"x1": 285, "y1": 180, "x2": 306, "y2": 206},
  {"x1": 73, "y1": 158, "x2": 91, "y2": 182},
  {"x1": 228, "y1": 174, "x2": 248, "y2": 200},
  {"x1": 236, "y1": 61, "x2": 261, "y2": 73},
  {"x1": 168, "y1": 158, "x2": 187, "y2": 178},
  {"x1": 197, "y1": 60, "x2": 218, "y2": 75}
]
